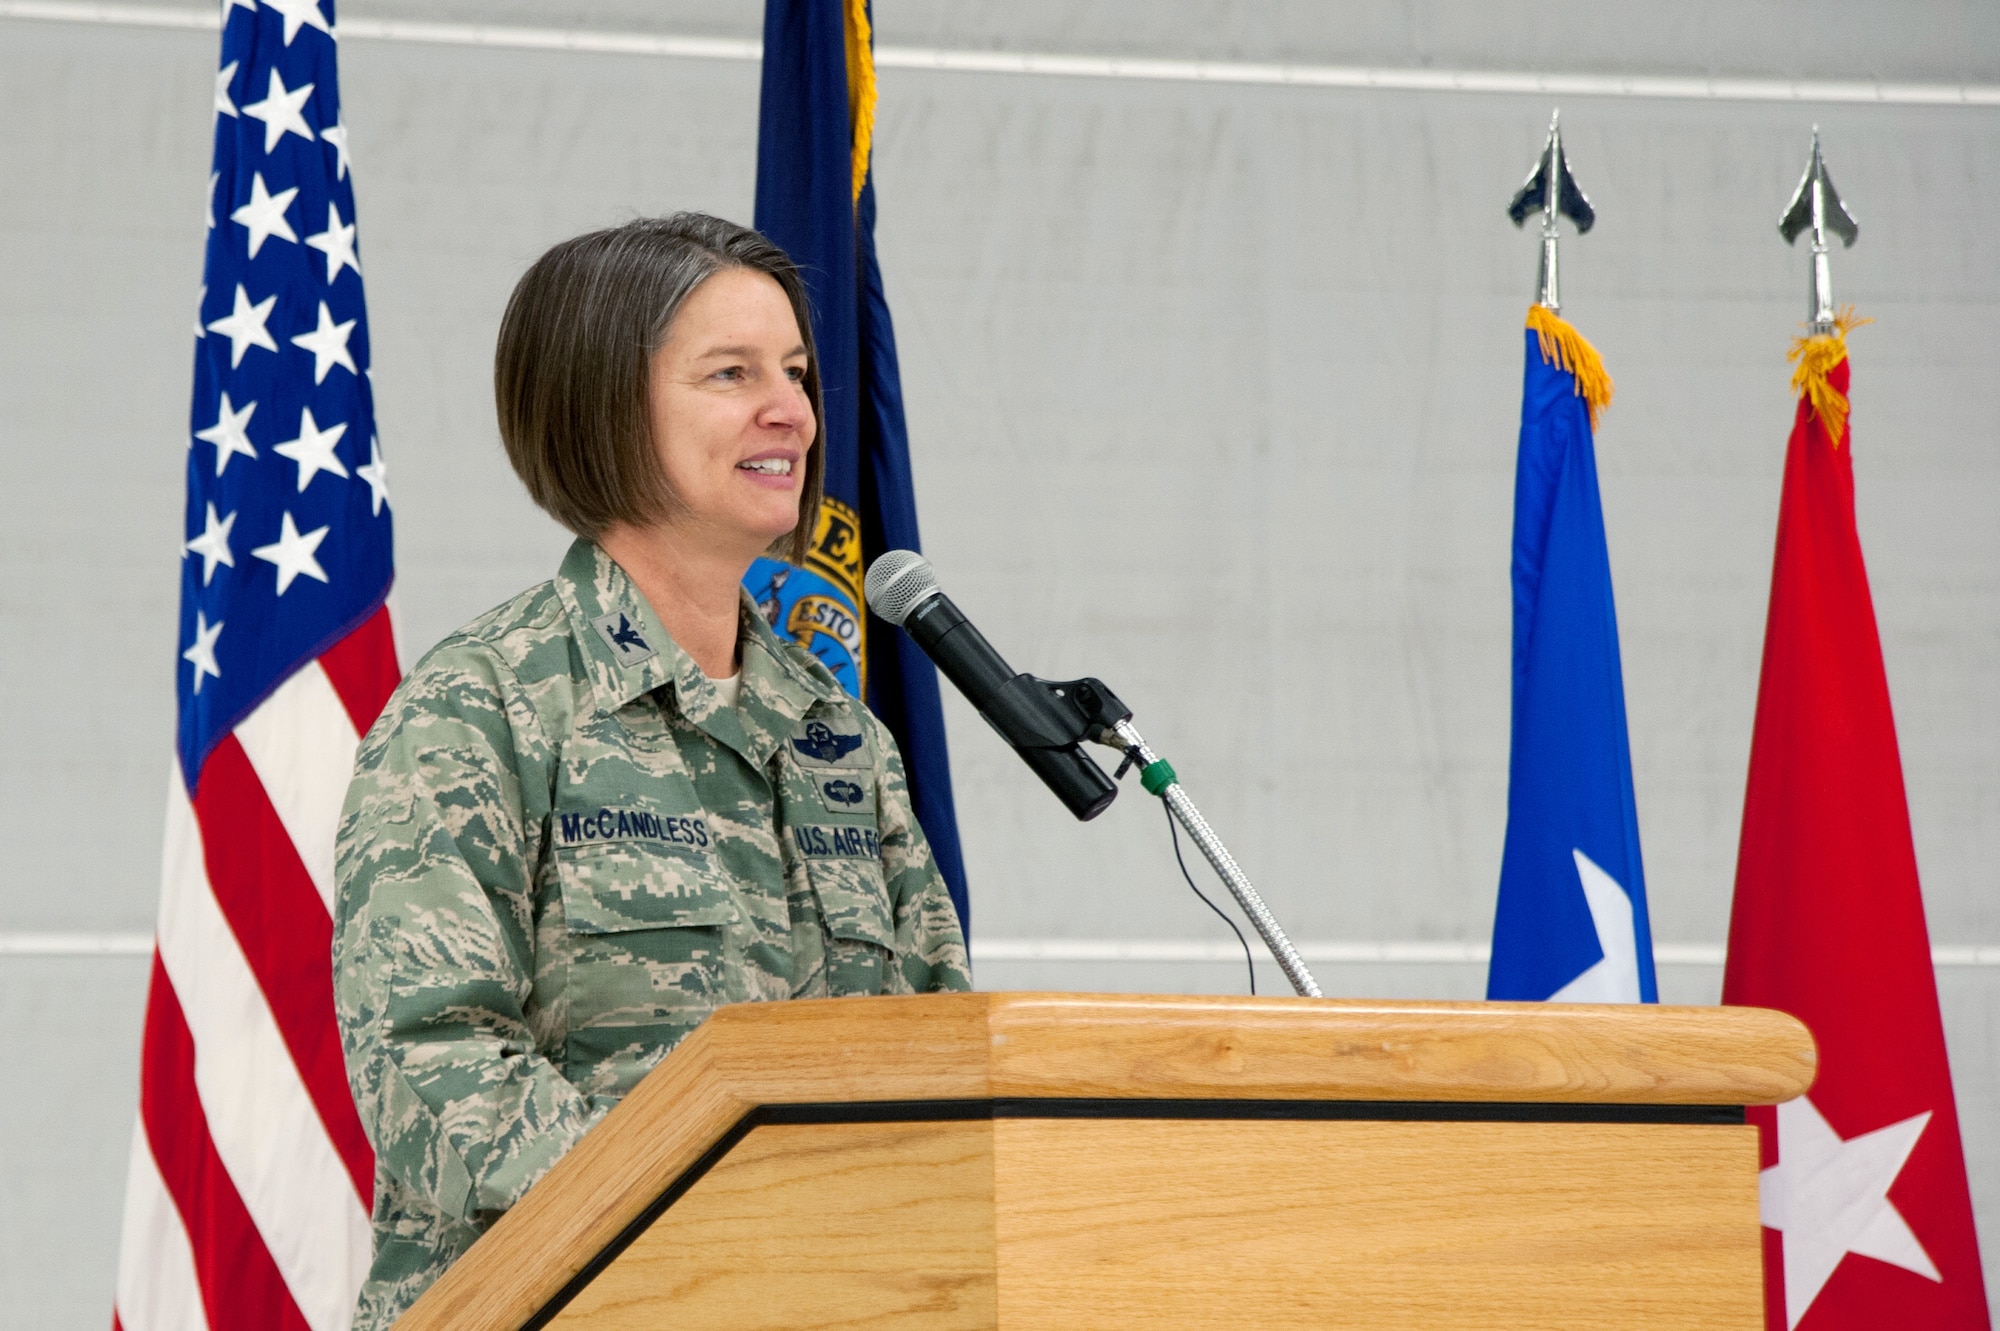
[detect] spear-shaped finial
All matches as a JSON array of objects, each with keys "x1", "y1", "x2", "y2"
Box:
[
  {"x1": 1508, "y1": 109, "x2": 1597, "y2": 315},
  {"x1": 1778, "y1": 127, "x2": 1859, "y2": 335}
]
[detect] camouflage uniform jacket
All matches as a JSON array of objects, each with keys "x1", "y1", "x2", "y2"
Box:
[{"x1": 332, "y1": 539, "x2": 971, "y2": 1328}]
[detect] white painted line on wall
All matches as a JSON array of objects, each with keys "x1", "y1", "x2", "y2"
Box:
[
  {"x1": 974, "y1": 938, "x2": 1499, "y2": 964},
  {"x1": 0, "y1": 0, "x2": 212, "y2": 29},
  {"x1": 0, "y1": 932, "x2": 153, "y2": 956},
  {"x1": 4, "y1": 931, "x2": 1994, "y2": 966},
  {"x1": 869, "y1": 52, "x2": 2000, "y2": 108},
  {"x1": 3, "y1": 1, "x2": 1997, "y2": 108},
  {"x1": 971, "y1": 939, "x2": 2000, "y2": 967},
  {"x1": 339, "y1": 16, "x2": 760, "y2": 63}
]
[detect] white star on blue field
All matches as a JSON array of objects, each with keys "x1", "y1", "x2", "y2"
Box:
[{"x1": 179, "y1": 0, "x2": 392, "y2": 780}]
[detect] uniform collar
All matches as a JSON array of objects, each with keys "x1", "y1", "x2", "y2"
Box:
[
  {"x1": 556, "y1": 538, "x2": 681, "y2": 713},
  {"x1": 556, "y1": 539, "x2": 839, "y2": 766}
]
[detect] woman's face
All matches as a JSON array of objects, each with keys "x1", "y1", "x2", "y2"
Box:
[{"x1": 646, "y1": 266, "x2": 816, "y2": 554}]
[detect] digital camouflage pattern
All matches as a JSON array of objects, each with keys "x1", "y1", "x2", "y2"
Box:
[{"x1": 332, "y1": 539, "x2": 970, "y2": 1328}]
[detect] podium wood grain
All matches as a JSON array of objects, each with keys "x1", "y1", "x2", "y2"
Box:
[
  {"x1": 548, "y1": 1120, "x2": 999, "y2": 1330},
  {"x1": 545, "y1": 1115, "x2": 1761, "y2": 1330},
  {"x1": 990, "y1": 1118, "x2": 1760, "y2": 1328},
  {"x1": 395, "y1": 993, "x2": 1814, "y2": 1330}
]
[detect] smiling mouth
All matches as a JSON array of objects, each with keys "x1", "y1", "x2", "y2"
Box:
[{"x1": 738, "y1": 458, "x2": 794, "y2": 475}]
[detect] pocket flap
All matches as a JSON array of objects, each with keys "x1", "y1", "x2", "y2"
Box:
[
  {"x1": 806, "y1": 857, "x2": 896, "y2": 950},
  {"x1": 557, "y1": 841, "x2": 738, "y2": 935}
]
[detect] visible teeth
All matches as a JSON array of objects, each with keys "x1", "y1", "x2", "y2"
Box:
[{"x1": 739, "y1": 458, "x2": 792, "y2": 475}]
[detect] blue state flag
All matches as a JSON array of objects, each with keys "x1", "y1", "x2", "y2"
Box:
[
  {"x1": 1486, "y1": 310, "x2": 1657, "y2": 1003},
  {"x1": 750, "y1": 0, "x2": 970, "y2": 933}
]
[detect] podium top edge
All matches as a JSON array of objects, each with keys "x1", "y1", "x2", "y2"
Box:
[{"x1": 693, "y1": 991, "x2": 1816, "y2": 1108}]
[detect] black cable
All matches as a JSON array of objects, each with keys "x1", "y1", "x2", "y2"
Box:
[{"x1": 1163, "y1": 799, "x2": 1256, "y2": 996}]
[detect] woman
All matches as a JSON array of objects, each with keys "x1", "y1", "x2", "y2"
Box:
[{"x1": 332, "y1": 213, "x2": 971, "y2": 1329}]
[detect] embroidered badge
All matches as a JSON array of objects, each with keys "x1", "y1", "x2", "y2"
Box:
[
  {"x1": 592, "y1": 610, "x2": 656, "y2": 666},
  {"x1": 789, "y1": 719, "x2": 865, "y2": 766},
  {"x1": 817, "y1": 776, "x2": 874, "y2": 815}
]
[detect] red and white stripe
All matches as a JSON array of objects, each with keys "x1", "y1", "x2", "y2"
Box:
[{"x1": 115, "y1": 606, "x2": 401, "y2": 1331}]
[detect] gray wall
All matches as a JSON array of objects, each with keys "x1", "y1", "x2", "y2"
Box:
[{"x1": 1, "y1": 2, "x2": 1994, "y2": 1324}]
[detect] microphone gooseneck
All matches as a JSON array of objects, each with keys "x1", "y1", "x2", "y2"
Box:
[{"x1": 865, "y1": 550, "x2": 1325, "y2": 997}]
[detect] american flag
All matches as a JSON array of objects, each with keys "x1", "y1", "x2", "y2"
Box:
[{"x1": 114, "y1": 2, "x2": 396, "y2": 1328}]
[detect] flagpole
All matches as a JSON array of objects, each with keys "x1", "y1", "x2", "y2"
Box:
[
  {"x1": 1778, "y1": 126, "x2": 1859, "y2": 334},
  {"x1": 1536, "y1": 111, "x2": 1564, "y2": 312},
  {"x1": 1508, "y1": 108, "x2": 1597, "y2": 312}
]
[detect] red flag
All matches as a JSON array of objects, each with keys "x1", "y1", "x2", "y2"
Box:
[{"x1": 1723, "y1": 320, "x2": 1990, "y2": 1330}]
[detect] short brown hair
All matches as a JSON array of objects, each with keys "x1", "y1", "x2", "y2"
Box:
[{"x1": 494, "y1": 213, "x2": 825, "y2": 563}]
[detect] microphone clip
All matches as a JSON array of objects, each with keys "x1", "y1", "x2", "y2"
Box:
[
  {"x1": 980, "y1": 674, "x2": 1133, "y2": 752},
  {"x1": 974, "y1": 674, "x2": 1132, "y2": 822}
]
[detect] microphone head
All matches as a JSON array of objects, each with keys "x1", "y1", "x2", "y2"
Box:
[{"x1": 865, "y1": 550, "x2": 940, "y2": 627}]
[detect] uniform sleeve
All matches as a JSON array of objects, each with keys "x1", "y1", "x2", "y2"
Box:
[
  {"x1": 863, "y1": 712, "x2": 973, "y2": 993},
  {"x1": 333, "y1": 638, "x2": 605, "y2": 1229}
]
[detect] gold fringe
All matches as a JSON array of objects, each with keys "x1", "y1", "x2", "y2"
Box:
[
  {"x1": 1787, "y1": 307, "x2": 1870, "y2": 445},
  {"x1": 844, "y1": 0, "x2": 877, "y2": 204},
  {"x1": 1525, "y1": 303, "x2": 1614, "y2": 431}
]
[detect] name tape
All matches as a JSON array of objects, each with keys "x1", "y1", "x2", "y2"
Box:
[{"x1": 558, "y1": 807, "x2": 711, "y2": 850}]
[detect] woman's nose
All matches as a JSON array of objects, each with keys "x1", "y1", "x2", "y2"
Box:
[{"x1": 759, "y1": 375, "x2": 813, "y2": 431}]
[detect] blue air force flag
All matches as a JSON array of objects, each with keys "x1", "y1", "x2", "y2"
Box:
[
  {"x1": 1486, "y1": 311, "x2": 1657, "y2": 1003},
  {"x1": 749, "y1": 0, "x2": 971, "y2": 934}
]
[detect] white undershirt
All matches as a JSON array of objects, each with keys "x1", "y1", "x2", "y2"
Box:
[{"x1": 707, "y1": 671, "x2": 742, "y2": 709}]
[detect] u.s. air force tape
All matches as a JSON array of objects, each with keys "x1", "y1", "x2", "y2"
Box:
[
  {"x1": 556, "y1": 807, "x2": 710, "y2": 850},
  {"x1": 790, "y1": 824, "x2": 881, "y2": 860}
]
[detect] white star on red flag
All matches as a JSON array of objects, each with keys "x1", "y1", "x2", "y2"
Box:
[{"x1": 1761, "y1": 1095, "x2": 1940, "y2": 1327}]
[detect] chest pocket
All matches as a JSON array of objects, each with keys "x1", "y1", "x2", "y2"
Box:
[
  {"x1": 790, "y1": 828, "x2": 899, "y2": 996},
  {"x1": 780, "y1": 712, "x2": 901, "y2": 996},
  {"x1": 552, "y1": 819, "x2": 740, "y2": 1093}
]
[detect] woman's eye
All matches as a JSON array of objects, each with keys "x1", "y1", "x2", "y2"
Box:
[
  {"x1": 785, "y1": 366, "x2": 806, "y2": 383},
  {"x1": 712, "y1": 366, "x2": 744, "y2": 382}
]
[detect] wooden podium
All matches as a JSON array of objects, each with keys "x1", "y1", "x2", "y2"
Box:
[{"x1": 396, "y1": 993, "x2": 1813, "y2": 1330}]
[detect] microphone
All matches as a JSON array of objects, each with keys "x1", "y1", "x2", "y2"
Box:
[
  {"x1": 867, "y1": 550, "x2": 1122, "y2": 821},
  {"x1": 869, "y1": 553, "x2": 1326, "y2": 995}
]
